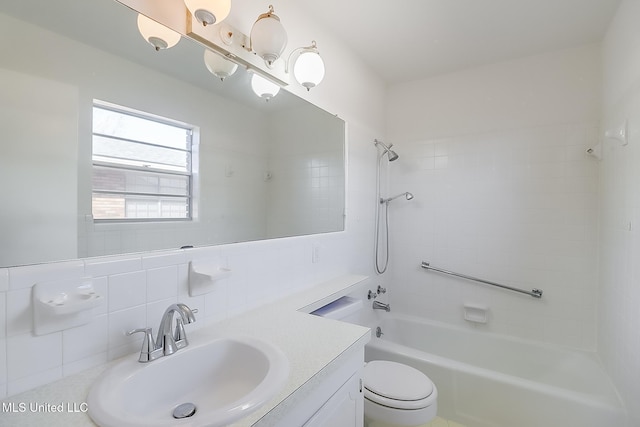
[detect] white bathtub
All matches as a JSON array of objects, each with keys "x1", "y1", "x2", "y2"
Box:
[{"x1": 365, "y1": 314, "x2": 627, "y2": 427}]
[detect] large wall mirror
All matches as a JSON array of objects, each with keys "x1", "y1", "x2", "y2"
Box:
[{"x1": 0, "y1": 0, "x2": 345, "y2": 267}]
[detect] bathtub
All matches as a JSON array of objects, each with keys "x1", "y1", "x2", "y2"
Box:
[{"x1": 365, "y1": 313, "x2": 627, "y2": 427}]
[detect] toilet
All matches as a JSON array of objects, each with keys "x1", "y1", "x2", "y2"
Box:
[
  {"x1": 311, "y1": 296, "x2": 438, "y2": 427},
  {"x1": 363, "y1": 360, "x2": 437, "y2": 427}
]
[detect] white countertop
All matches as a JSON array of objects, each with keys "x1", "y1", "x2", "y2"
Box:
[{"x1": 0, "y1": 274, "x2": 371, "y2": 427}]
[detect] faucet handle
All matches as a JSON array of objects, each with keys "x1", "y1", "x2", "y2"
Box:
[
  {"x1": 127, "y1": 327, "x2": 154, "y2": 348},
  {"x1": 173, "y1": 318, "x2": 189, "y2": 349},
  {"x1": 127, "y1": 328, "x2": 160, "y2": 363}
]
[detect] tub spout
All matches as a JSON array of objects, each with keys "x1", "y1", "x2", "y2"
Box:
[{"x1": 373, "y1": 301, "x2": 391, "y2": 312}]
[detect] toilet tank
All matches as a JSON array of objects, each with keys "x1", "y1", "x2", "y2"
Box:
[{"x1": 311, "y1": 296, "x2": 363, "y2": 323}]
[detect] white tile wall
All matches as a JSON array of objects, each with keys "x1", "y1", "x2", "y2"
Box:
[
  {"x1": 386, "y1": 124, "x2": 599, "y2": 350},
  {"x1": 62, "y1": 315, "x2": 108, "y2": 365},
  {"x1": 146, "y1": 266, "x2": 178, "y2": 302},
  {"x1": 0, "y1": 269, "x2": 8, "y2": 292},
  {"x1": 107, "y1": 271, "x2": 147, "y2": 312},
  {"x1": 385, "y1": 44, "x2": 602, "y2": 351},
  {"x1": 6, "y1": 288, "x2": 33, "y2": 337},
  {"x1": 7, "y1": 333, "x2": 62, "y2": 385}
]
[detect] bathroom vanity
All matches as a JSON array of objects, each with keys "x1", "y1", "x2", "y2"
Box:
[{"x1": 0, "y1": 275, "x2": 371, "y2": 427}]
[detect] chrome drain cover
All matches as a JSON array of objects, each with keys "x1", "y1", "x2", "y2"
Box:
[{"x1": 173, "y1": 402, "x2": 197, "y2": 419}]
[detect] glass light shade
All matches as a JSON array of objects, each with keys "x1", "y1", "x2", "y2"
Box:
[
  {"x1": 293, "y1": 50, "x2": 325, "y2": 90},
  {"x1": 251, "y1": 74, "x2": 280, "y2": 100},
  {"x1": 203, "y1": 49, "x2": 238, "y2": 81},
  {"x1": 184, "y1": 0, "x2": 231, "y2": 26},
  {"x1": 250, "y1": 8, "x2": 288, "y2": 66},
  {"x1": 137, "y1": 14, "x2": 181, "y2": 51}
]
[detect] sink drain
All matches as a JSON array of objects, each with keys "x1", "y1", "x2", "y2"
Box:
[{"x1": 173, "y1": 402, "x2": 197, "y2": 419}]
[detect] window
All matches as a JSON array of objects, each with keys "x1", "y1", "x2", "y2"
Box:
[{"x1": 92, "y1": 101, "x2": 194, "y2": 221}]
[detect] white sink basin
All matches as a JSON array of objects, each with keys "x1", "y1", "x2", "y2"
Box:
[{"x1": 87, "y1": 335, "x2": 289, "y2": 427}]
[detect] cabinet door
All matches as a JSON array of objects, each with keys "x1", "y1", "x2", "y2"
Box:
[{"x1": 303, "y1": 373, "x2": 363, "y2": 427}]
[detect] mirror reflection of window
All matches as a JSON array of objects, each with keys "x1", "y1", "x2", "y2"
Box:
[{"x1": 91, "y1": 101, "x2": 196, "y2": 221}]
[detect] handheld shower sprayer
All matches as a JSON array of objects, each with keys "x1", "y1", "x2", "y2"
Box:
[
  {"x1": 374, "y1": 139, "x2": 399, "y2": 161},
  {"x1": 380, "y1": 192, "x2": 414, "y2": 205},
  {"x1": 374, "y1": 138, "x2": 410, "y2": 275}
]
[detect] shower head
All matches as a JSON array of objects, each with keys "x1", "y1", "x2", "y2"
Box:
[
  {"x1": 380, "y1": 192, "x2": 414, "y2": 204},
  {"x1": 374, "y1": 139, "x2": 399, "y2": 161}
]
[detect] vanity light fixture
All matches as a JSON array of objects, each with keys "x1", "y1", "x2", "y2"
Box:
[
  {"x1": 250, "y1": 5, "x2": 288, "y2": 67},
  {"x1": 288, "y1": 41, "x2": 325, "y2": 91},
  {"x1": 184, "y1": 0, "x2": 231, "y2": 26},
  {"x1": 203, "y1": 49, "x2": 238, "y2": 81},
  {"x1": 137, "y1": 14, "x2": 181, "y2": 51},
  {"x1": 250, "y1": 73, "x2": 280, "y2": 101},
  {"x1": 123, "y1": 1, "x2": 325, "y2": 97}
]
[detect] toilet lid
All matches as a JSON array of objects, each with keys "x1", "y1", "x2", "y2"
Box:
[{"x1": 364, "y1": 360, "x2": 434, "y2": 401}]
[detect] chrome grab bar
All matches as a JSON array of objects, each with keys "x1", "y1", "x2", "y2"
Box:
[{"x1": 420, "y1": 261, "x2": 543, "y2": 299}]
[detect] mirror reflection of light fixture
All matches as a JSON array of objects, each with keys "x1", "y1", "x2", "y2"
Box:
[
  {"x1": 251, "y1": 73, "x2": 280, "y2": 101},
  {"x1": 137, "y1": 14, "x2": 181, "y2": 51},
  {"x1": 288, "y1": 41, "x2": 325, "y2": 91},
  {"x1": 184, "y1": 0, "x2": 231, "y2": 26},
  {"x1": 250, "y1": 5, "x2": 288, "y2": 67},
  {"x1": 203, "y1": 49, "x2": 238, "y2": 81}
]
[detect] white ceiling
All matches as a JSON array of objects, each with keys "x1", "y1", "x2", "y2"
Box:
[{"x1": 295, "y1": 0, "x2": 621, "y2": 83}]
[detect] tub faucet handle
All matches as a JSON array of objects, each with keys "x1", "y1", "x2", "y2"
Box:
[
  {"x1": 368, "y1": 290, "x2": 378, "y2": 300},
  {"x1": 377, "y1": 285, "x2": 387, "y2": 294}
]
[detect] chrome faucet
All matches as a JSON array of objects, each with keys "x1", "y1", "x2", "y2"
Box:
[
  {"x1": 373, "y1": 300, "x2": 391, "y2": 312},
  {"x1": 128, "y1": 303, "x2": 197, "y2": 363}
]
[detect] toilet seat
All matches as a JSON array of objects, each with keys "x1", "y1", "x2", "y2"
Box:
[{"x1": 364, "y1": 360, "x2": 435, "y2": 410}]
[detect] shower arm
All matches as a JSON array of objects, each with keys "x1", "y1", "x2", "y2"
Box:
[
  {"x1": 380, "y1": 192, "x2": 413, "y2": 205},
  {"x1": 374, "y1": 139, "x2": 399, "y2": 161},
  {"x1": 374, "y1": 139, "x2": 393, "y2": 152}
]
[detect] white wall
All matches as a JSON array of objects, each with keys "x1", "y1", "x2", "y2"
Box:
[
  {"x1": 385, "y1": 45, "x2": 601, "y2": 350},
  {"x1": 600, "y1": 0, "x2": 640, "y2": 423},
  {"x1": 0, "y1": 1, "x2": 386, "y2": 398}
]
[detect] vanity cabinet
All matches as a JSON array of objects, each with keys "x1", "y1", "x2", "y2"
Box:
[
  {"x1": 273, "y1": 348, "x2": 365, "y2": 427},
  {"x1": 303, "y1": 371, "x2": 363, "y2": 427}
]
